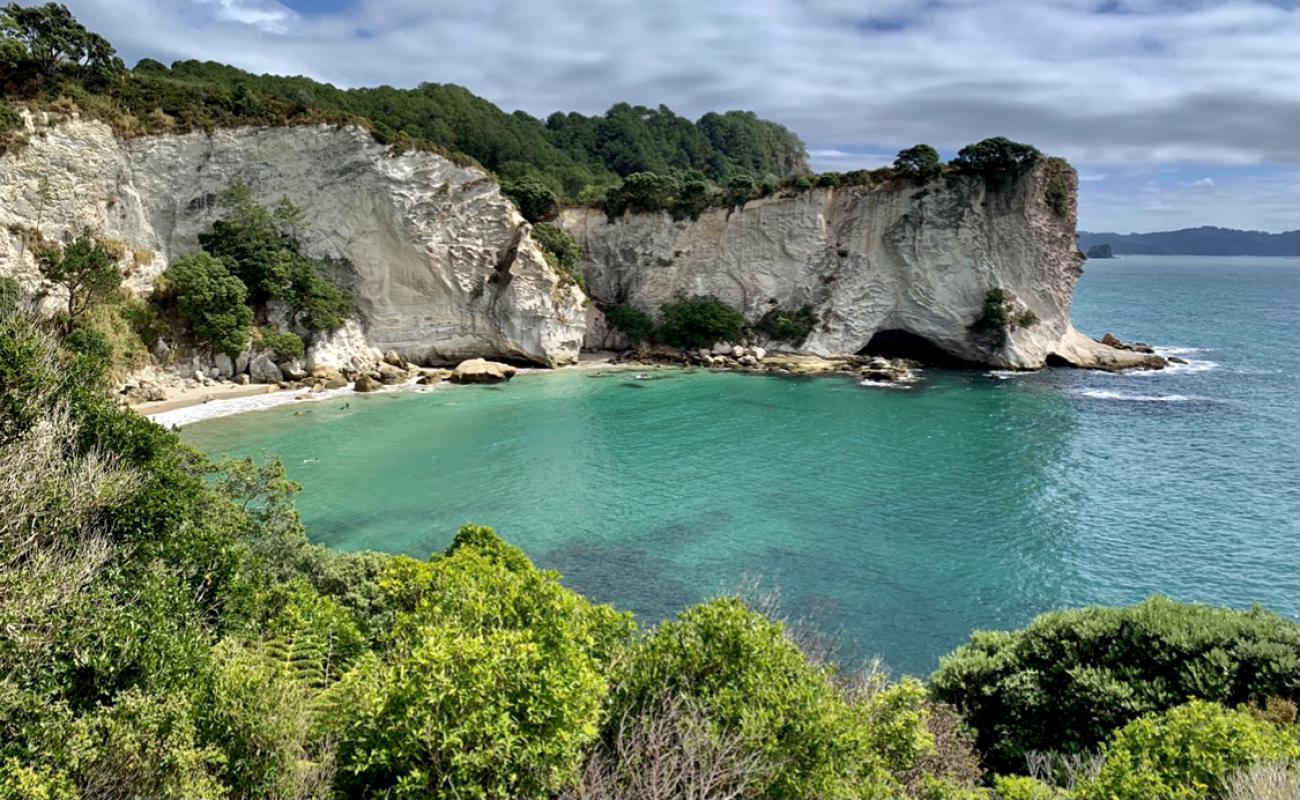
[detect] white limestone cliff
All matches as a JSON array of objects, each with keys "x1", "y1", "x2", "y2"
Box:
[
  {"x1": 0, "y1": 113, "x2": 585, "y2": 367},
  {"x1": 560, "y1": 161, "x2": 1156, "y2": 370}
]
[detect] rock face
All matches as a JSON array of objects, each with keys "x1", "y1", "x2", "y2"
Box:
[
  {"x1": 560, "y1": 161, "x2": 1156, "y2": 370},
  {"x1": 0, "y1": 114, "x2": 584, "y2": 366}
]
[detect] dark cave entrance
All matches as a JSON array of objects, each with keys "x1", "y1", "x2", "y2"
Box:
[{"x1": 861, "y1": 329, "x2": 978, "y2": 367}]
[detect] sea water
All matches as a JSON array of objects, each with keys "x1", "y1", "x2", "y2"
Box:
[{"x1": 181, "y1": 256, "x2": 1300, "y2": 675}]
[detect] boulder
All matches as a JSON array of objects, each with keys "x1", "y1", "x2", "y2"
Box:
[
  {"x1": 280, "y1": 358, "x2": 307, "y2": 381},
  {"x1": 1101, "y1": 332, "x2": 1123, "y2": 348},
  {"x1": 353, "y1": 373, "x2": 381, "y2": 393},
  {"x1": 417, "y1": 368, "x2": 451, "y2": 385},
  {"x1": 376, "y1": 362, "x2": 408, "y2": 385},
  {"x1": 739, "y1": 355, "x2": 758, "y2": 367},
  {"x1": 751, "y1": 346, "x2": 766, "y2": 360},
  {"x1": 309, "y1": 366, "x2": 350, "y2": 389},
  {"x1": 248, "y1": 351, "x2": 284, "y2": 384},
  {"x1": 383, "y1": 350, "x2": 407, "y2": 369},
  {"x1": 711, "y1": 342, "x2": 732, "y2": 356},
  {"x1": 731, "y1": 345, "x2": 746, "y2": 358},
  {"x1": 234, "y1": 374, "x2": 250, "y2": 386},
  {"x1": 1167, "y1": 355, "x2": 1188, "y2": 365},
  {"x1": 450, "y1": 358, "x2": 518, "y2": 384}
]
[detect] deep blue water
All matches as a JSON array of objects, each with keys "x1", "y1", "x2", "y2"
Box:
[{"x1": 183, "y1": 255, "x2": 1300, "y2": 676}]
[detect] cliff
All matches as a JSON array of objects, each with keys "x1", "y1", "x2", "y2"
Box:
[
  {"x1": 561, "y1": 162, "x2": 1156, "y2": 370},
  {"x1": 0, "y1": 114, "x2": 585, "y2": 367}
]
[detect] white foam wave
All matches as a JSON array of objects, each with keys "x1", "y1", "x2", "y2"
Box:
[
  {"x1": 859, "y1": 379, "x2": 915, "y2": 389},
  {"x1": 987, "y1": 370, "x2": 1033, "y2": 380},
  {"x1": 148, "y1": 383, "x2": 375, "y2": 427},
  {"x1": 1073, "y1": 389, "x2": 1210, "y2": 403},
  {"x1": 1156, "y1": 346, "x2": 1211, "y2": 356}
]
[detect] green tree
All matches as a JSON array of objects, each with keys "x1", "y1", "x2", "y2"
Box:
[
  {"x1": 656, "y1": 295, "x2": 747, "y2": 349},
  {"x1": 951, "y1": 137, "x2": 1041, "y2": 175},
  {"x1": 0, "y1": 2, "x2": 123, "y2": 80},
  {"x1": 894, "y1": 144, "x2": 943, "y2": 180},
  {"x1": 620, "y1": 171, "x2": 680, "y2": 212},
  {"x1": 605, "y1": 303, "x2": 654, "y2": 342},
  {"x1": 161, "y1": 252, "x2": 253, "y2": 358},
  {"x1": 531, "y1": 222, "x2": 584, "y2": 287},
  {"x1": 34, "y1": 229, "x2": 121, "y2": 335},
  {"x1": 931, "y1": 597, "x2": 1300, "y2": 772}
]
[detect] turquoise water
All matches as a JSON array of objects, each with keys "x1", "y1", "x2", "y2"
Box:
[{"x1": 182, "y1": 256, "x2": 1300, "y2": 675}]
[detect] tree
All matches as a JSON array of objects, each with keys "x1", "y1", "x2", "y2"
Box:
[
  {"x1": 0, "y1": 2, "x2": 123, "y2": 80},
  {"x1": 605, "y1": 304, "x2": 654, "y2": 342},
  {"x1": 951, "y1": 137, "x2": 1041, "y2": 175},
  {"x1": 620, "y1": 171, "x2": 680, "y2": 213},
  {"x1": 35, "y1": 229, "x2": 121, "y2": 335},
  {"x1": 894, "y1": 144, "x2": 942, "y2": 180},
  {"x1": 161, "y1": 253, "x2": 253, "y2": 358}
]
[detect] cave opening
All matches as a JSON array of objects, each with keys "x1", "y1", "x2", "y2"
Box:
[
  {"x1": 1045, "y1": 352, "x2": 1073, "y2": 367},
  {"x1": 861, "y1": 329, "x2": 979, "y2": 367}
]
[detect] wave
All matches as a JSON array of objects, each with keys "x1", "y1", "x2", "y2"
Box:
[
  {"x1": 147, "y1": 382, "x2": 400, "y2": 427},
  {"x1": 987, "y1": 370, "x2": 1034, "y2": 380},
  {"x1": 1072, "y1": 389, "x2": 1213, "y2": 403}
]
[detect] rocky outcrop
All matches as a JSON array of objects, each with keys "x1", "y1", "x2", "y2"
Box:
[
  {"x1": 1086, "y1": 243, "x2": 1115, "y2": 259},
  {"x1": 560, "y1": 161, "x2": 1158, "y2": 371},
  {"x1": 0, "y1": 113, "x2": 585, "y2": 366},
  {"x1": 450, "y1": 358, "x2": 518, "y2": 384}
]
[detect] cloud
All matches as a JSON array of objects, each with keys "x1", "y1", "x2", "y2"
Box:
[
  {"x1": 1182, "y1": 177, "x2": 1215, "y2": 187},
  {"x1": 56, "y1": 0, "x2": 1300, "y2": 229}
]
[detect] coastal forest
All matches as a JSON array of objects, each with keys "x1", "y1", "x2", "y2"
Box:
[{"x1": 2, "y1": 5, "x2": 1300, "y2": 800}]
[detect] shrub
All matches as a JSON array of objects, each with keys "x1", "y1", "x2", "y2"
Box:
[
  {"x1": 755, "y1": 303, "x2": 818, "y2": 345},
  {"x1": 655, "y1": 295, "x2": 747, "y2": 349},
  {"x1": 605, "y1": 303, "x2": 653, "y2": 342},
  {"x1": 1044, "y1": 179, "x2": 1068, "y2": 217},
  {"x1": 62, "y1": 324, "x2": 111, "y2": 364},
  {"x1": 323, "y1": 524, "x2": 633, "y2": 800},
  {"x1": 160, "y1": 252, "x2": 253, "y2": 358},
  {"x1": 1074, "y1": 701, "x2": 1300, "y2": 800},
  {"x1": 620, "y1": 171, "x2": 680, "y2": 213},
  {"x1": 532, "y1": 222, "x2": 585, "y2": 288},
  {"x1": 503, "y1": 176, "x2": 560, "y2": 223},
  {"x1": 992, "y1": 775, "x2": 1066, "y2": 800},
  {"x1": 815, "y1": 171, "x2": 842, "y2": 188},
  {"x1": 0, "y1": 276, "x2": 19, "y2": 312},
  {"x1": 609, "y1": 597, "x2": 933, "y2": 799},
  {"x1": 894, "y1": 144, "x2": 943, "y2": 181},
  {"x1": 258, "y1": 328, "x2": 304, "y2": 362},
  {"x1": 931, "y1": 597, "x2": 1300, "y2": 772}
]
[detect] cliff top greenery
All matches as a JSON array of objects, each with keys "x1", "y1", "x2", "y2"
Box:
[{"x1": 1, "y1": 3, "x2": 1059, "y2": 225}]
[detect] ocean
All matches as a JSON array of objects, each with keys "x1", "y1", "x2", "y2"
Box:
[{"x1": 180, "y1": 255, "x2": 1300, "y2": 676}]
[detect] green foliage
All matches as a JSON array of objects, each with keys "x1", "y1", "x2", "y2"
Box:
[
  {"x1": 1074, "y1": 700, "x2": 1300, "y2": 800},
  {"x1": 605, "y1": 303, "x2": 654, "y2": 342},
  {"x1": 613, "y1": 170, "x2": 681, "y2": 214},
  {"x1": 34, "y1": 229, "x2": 121, "y2": 334},
  {"x1": 160, "y1": 252, "x2": 253, "y2": 358},
  {"x1": 0, "y1": 276, "x2": 18, "y2": 312},
  {"x1": 0, "y1": 99, "x2": 22, "y2": 152},
  {"x1": 931, "y1": 597, "x2": 1300, "y2": 772},
  {"x1": 952, "y1": 137, "x2": 1041, "y2": 176},
  {"x1": 198, "y1": 184, "x2": 351, "y2": 332},
  {"x1": 62, "y1": 323, "x2": 110, "y2": 363},
  {"x1": 971, "y1": 288, "x2": 1011, "y2": 333},
  {"x1": 1045, "y1": 179, "x2": 1069, "y2": 217},
  {"x1": 992, "y1": 775, "x2": 1066, "y2": 800},
  {"x1": 815, "y1": 171, "x2": 842, "y2": 188},
  {"x1": 895, "y1": 144, "x2": 943, "y2": 181},
  {"x1": 756, "y1": 303, "x2": 818, "y2": 345},
  {"x1": 611, "y1": 597, "x2": 934, "y2": 799},
  {"x1": 0, "y1": 2, "x2": 124, "y2": 82},
  {"x1": 655, "y1": 295, "x2": 747, "y2": 349},
  {"x1": 259, "y1": 328, "x2": 304, "y2": 362},
  {"x1": 503, "y1": 176, "x2": 560, "y2": 223},
  {"x1": 532, "y1": 222, "x2": 585, "y2": 288},
  {"x1": 323, "y1": 524, "x2": 633, "y2": 800}
]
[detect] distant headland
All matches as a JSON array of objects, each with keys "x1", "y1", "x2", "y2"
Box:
[{"x1": 1079, "y1": 226, "x2": 1299, "y2": 257}]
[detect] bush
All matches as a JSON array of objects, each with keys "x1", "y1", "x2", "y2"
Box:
[
  {"x1": 894, "y1": 144, "x2": 943, "y2": 181},
  {"x1": 160, "y1": 252, "x2": 253, "y2": 358},
  {"x1": 755, "y1": 303, "x2": 818, "y2": 345},
  {"x1": 323, "y1": 524, "x2": 633, "y2": 800},
  {"x1": 258, "y1": 329, "x2": 304, "y2": 362},
  {"x1": 532, "y1": 222, "x2": 585, "y2": 288},
  {"x1": 655, "y1": 295, "x2": 747, "y2": 349},
  {"x1": 605, "y1": 303, "x2": 653, "y2": 342},
  {"x1": 992, "y1": 775, "x2": 1066, "y2": 800},
  {"x1": 62, "y1": 324, "x2": 111, "y2": 364},
  {"x1": 1044, "y1": 179, "x2": 1068, "y2": 217},
  {"x1": 609, "y1": 597, "x2": 933, "y2": 799},
  {"x1": 1074, "y1": 701, "x2": 1300, "y2": 800},
  {"x1": 931, "y1": 597, "x2": 1300, "y2": 772},
  {"x1": 503, "y1": 176, "x2": 560, "y2": 223},
  {"x1": 34, "y1": 229, "x2": 122, "y2": 335},
  {"x1": 815, "y1": 171, "x2": 842, "y2": 188}
]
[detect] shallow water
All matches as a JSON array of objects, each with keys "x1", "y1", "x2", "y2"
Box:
[{"x1": 181, "y1": 256, "x2": 1300, "y2": 675}]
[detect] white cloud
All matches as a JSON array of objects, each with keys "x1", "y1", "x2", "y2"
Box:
[
  {"x1": 1182, "y1": 177, "x2": 1215, "y2": 188},
  {"x1": 194, "y1": 0, "x2": 296, "y2": 34}
]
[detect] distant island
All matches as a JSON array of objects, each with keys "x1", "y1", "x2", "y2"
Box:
[
  {"x1": 1078, "y1": 226, "x2": 1299, "y2": 257},
  {"x1": 1085, "y1": 243, "x2": 1115, "y2": 259}
]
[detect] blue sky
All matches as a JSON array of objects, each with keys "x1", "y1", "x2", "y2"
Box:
[{"x1": 56, "y1": 0, "x2": 1300, "y2": 232}]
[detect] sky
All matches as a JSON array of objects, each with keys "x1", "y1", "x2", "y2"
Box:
[{"x1": 55, "y1": 0, "x2": 1300, "y2": 233}]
